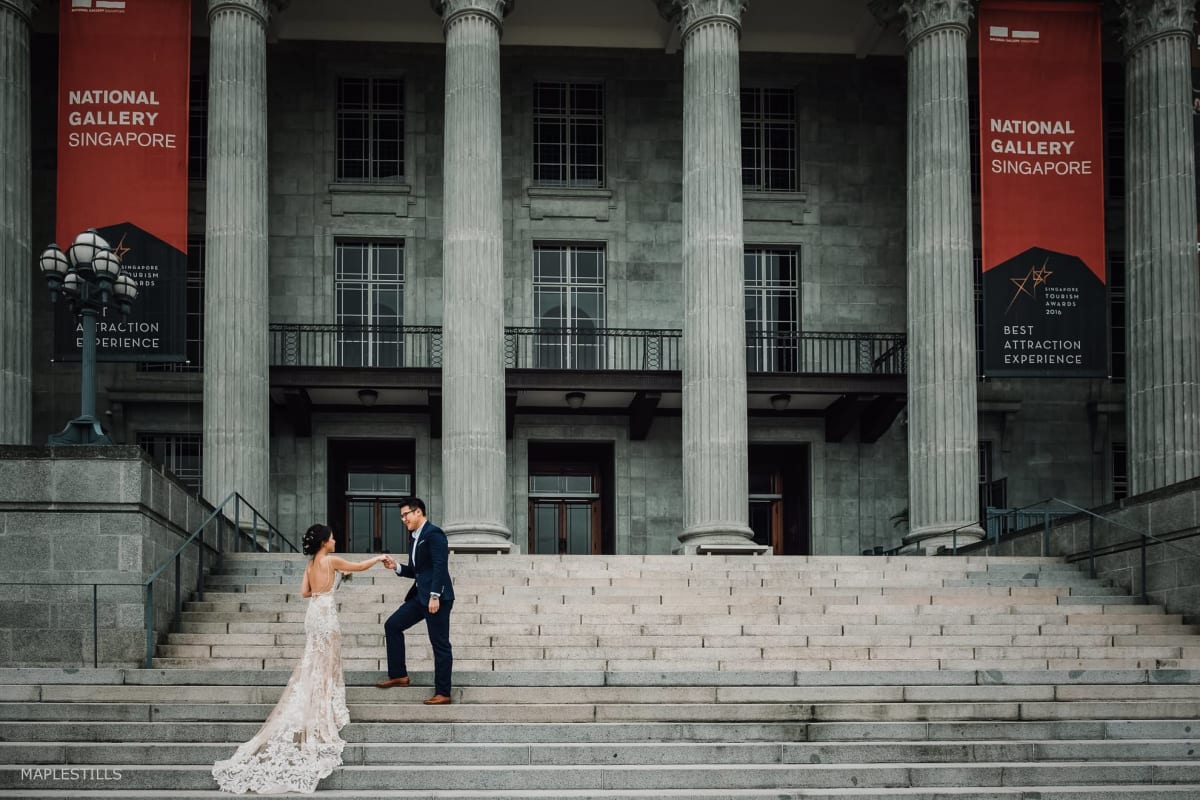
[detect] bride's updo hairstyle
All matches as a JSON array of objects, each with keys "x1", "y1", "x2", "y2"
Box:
[{"x1": 303, "y1": 524, "x2": 333, "y2": 557}]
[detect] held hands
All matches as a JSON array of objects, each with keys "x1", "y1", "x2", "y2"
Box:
[{"x1": 380, "y1": 555, "x2": 397, "y2": 570}]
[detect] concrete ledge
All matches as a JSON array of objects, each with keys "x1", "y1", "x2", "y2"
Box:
[
  {"x1": 0, "y1": 668, "x2": 127, "y2": 684},
  {"x1": 6, "y1": 667, "x2": 1195, "y2": 689},
  {"x1": 0, "y1": 447, "x2": 217, "y2": 667}
]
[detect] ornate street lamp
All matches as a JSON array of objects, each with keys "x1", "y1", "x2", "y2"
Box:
[{"x1": 39, "y1": 229, "x2": 139, "y2": 445}]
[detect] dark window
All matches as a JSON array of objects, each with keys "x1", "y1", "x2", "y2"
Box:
[
  {"x1": 346, "y1": 471, "x2": 412, "y2": 553},
  {"x1": 1106, "y1": 93, "x2": 1124, "y2": 201},
  {"x1": 336, "y1": 77, "x2": 404, "y2": 183},
  {"x1": 336, "y1": 240, "x2": 404, "y2": 367},
  {"x1": 741, "y1": 87, "x2": 796, "y2": 192},
  {"x1": 189, "y1": 75, "x2": 207, "y2": 183},
  {"x1": 1112, "y1": 442, "x2": 1129, "y2": 501},
  {"x1": 979, "y1": 440, "x2": 993, "y2": 490},
  {"x1": 533, "y1": 243, "x2": 606, "y2": 369},
  {"x1": 328, "y1": 439, "x2": 416, "y2": 553},
  {"x1": 1109, "y1": 251, "x2": 1125, "y2": 380},
  {"x1": 978, "y1": 441, "x2": 1007, "y2": 524},
  {"x1": 137, "y1": 432, "x2": 202, "y2": 493},
  {"x1": 744, "y1": 247, "x2": 799, "y2": 372},
  {"x1": 527, "y1": 442, "x2": 614, "y2": 555},
  {"x1": 748, "y1": 444, "x2": 811, "y2": 556},
  {"x1": 533, "y1": 81, "x2": 605, "y2": 187}
]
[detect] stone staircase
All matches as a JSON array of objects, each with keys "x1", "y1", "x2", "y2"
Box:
[{"x1": 1, "y1": 553, "x2": 1199, "y2": 797}]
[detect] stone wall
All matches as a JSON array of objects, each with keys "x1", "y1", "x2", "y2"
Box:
[
  {"x1": 259, "y1": 45, "x2": 917, "y2": 554},
  {"x1": 963, "y1": 477, "x2": 1200, "y2": 622},
  {"x1": 20, "y1": 35, "x2": 1125, "y2": 555},
  {"x1": 0, "y1": 447, "x2": 226, "y2": 667}
]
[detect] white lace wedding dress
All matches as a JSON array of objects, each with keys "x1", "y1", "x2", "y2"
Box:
[{"x1": 212, "y1": 573, "x2": 350, "y2": 794}]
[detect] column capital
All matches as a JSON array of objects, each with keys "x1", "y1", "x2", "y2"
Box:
[
  {"x1": 431, "y1": 0, "x2": 513, "y2": 31},
  {"x1": 208, "y1": 0, "x2": 287, "y2": 27},
  {"x1": 1116, "y1": 0, "x2": 1196, "y2": 51},
  {"x1": 656, "y1": 0, "x2": 748, "y2": 40},
  {"x1": 0, "y1": 0, "x2": 38, "y2": 23},
  {"x1": 869, "y1": 0, "x2": 974, "y2": 45}
]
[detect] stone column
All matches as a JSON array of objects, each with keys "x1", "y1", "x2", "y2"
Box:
[
  {"x1": 0, "y1": 0, "x2": 36, "y2": 445},
  {"x1": 1118, "y1": 0, "x2": 1200, "y2": 494},
  {"x1": 876, "y1": 0, "x2": 982, "y2": 550},
  {"x1": 432, "y1": 0, "x2": 513, "y2": 551},
  {"x1": 659, "y1": 0, "x2": 760, "y2": 554},
  {"x1": 203, "y1": 0, "x2": 275, "y2": 512}
]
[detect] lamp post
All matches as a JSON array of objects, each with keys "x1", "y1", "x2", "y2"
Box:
[{"x1": 39, "y1": 229, "x2": 139, "y2": 445}]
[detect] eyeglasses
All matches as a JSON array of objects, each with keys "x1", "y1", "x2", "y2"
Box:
[{"x1": 400, "y1": 509, "x2": 417, "y2": 519}]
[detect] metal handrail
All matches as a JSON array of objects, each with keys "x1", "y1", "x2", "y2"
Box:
[
  {"x1": 872, "y1": 339, "x2": 907, "y2": 372},
  {"x1": 978, "y1": 496, "x2": 1200, "y2": 557},
  {"x1": 983, "y1": 505, "x2": 1075, "y2": 545},
  {"x1": 143, "y1": 492, "x2": 295, "y2": 668},
  {"x1": 0, "y1": 582, "x2": 135, "y2": 668},
  {"x1": 953, "y1": 496, "x2": 1200, "y2": 603},
  {"x1": 940, "y1": 502, "x2": 1078, "y2": 555}
]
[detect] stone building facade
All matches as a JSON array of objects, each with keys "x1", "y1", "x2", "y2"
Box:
[{"x1": 2, "y1": 0, "x2": 1196, "y2": 556}]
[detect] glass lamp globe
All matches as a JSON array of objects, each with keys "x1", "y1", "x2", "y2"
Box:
[
  {"x1": 39, "y1": 245, "x2": 70, "y2": 279},
  {"x1": 68, "y1": 229, "x2": 110, "y2": 270},
  {"x1": 92, "y1": 248, "x2": 121, "y2": 281},
  {"x1": 114, "y1": 274, "x2": 139, "y2": 301}
]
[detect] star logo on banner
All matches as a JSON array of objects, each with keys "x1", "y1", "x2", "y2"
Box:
[
  {"x1": 1031, "y1": 258, "x2": 1053, "y2": 287},
  {"x1": 113, "y1": 234, "x2": 131, "y2": 263},
  {"x1": 1006, "y1": 267, "x2": 1037, "y2": 314},
  {"x1": 1005, "y1": 257, "x2": 1056, "y2": 314}
]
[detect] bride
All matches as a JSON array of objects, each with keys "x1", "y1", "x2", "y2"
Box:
[{"x1": 213, "y1": 524, "x2": 387, "y2": 794}]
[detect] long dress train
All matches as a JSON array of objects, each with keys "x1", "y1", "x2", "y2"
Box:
[{"x1": 212, "y1": 573, "x2": 350, "y2": 794}]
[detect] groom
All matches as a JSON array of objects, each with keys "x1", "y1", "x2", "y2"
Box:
[{"x1": 376, "y1": 497, "x2": 455, "y2": 705}]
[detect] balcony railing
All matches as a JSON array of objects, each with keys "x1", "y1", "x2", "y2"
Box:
[
  {"x1": 505, "y1": 327, "x2": 681, "y2": 371},
  {"x1": 271, "y1": 323, "x2": 443, "y2": 368},
  {"x1": 745, "y1": 330, "x2": 907, "y2": 375},
  {"x1": 269, "y1": 324, "x2": 906, "y2": 375}
]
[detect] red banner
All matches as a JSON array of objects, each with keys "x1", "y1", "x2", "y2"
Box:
[
  {"x1": 56, "y1": 0, "x2": 190, "y2": 252},
  {"x1": 978, "y1": 0, "x2": 1107, "y2": 376},
  {"x1": 55, "y1": 0, "x2": 190, "y2": 362}
]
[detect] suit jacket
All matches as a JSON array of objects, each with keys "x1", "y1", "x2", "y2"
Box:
[{"x1": 396, "y1": 521, "x2": 454, "y2": 605}]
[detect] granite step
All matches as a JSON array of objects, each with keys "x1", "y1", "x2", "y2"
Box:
[
  {"x1": 137, "y1": 545, "x2": 1200, "y2": 800},
  {"x1": 8, "y1": 554, "x2": 1195, "y2": 797},
  {"x1": 15, "y1": 681, "x2": 1200, "y2": 705},
  {"x1": 5, "y1": 761, "x2": 1200, "y2": 792},
  {"x1": 3, "y1": 719, "x2": 1195, "y2": 744},
  {"x1": 8, "y1": 788, "x2": 1200, "y2": 799},
  {"x1": 3, "y1": 738, "x2": 1198, "y2": 766}
]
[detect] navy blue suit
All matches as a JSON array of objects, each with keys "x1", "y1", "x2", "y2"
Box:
[{"x1": 384, "y1": 521, "x2": 454, "y2": 696}]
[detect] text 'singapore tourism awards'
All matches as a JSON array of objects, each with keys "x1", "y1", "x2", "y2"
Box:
[
  {"x1": 54, "y1": 0, "x2": 190, "y2": 362},
  {"x1": 978, "y1": 0, "x2": 1107, "y2": 377}
]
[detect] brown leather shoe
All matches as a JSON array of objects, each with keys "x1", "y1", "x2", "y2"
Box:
[
  {"x1": 423, "y1": 694, "x2": 452, "y2": 705},
  {"x1": 375, "y1": 676, "x2": 410, "y2": 689}
]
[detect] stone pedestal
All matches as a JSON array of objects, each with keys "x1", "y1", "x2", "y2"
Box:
[
  {"x1": 203, "y1": 0, "x2": 273, "y2": 512},
  {"x1": 0, "y1": 446, "x2": 213, "y2": 668},
  {"x1": 878, "y1": 0, "x2": 983, "y2": 550},
  {"x1": 1119, "y1": 0, "x2": 1200, "y2": 494},
  {"x1": 0, "y1": 0, "x2": 36, "y2": 446},
  {"x1": 433, "y1": 0, "x2": 514, "y2": 552},
  {"x1": 660, "y1": 1, "x2": 763, "y2": 555}
]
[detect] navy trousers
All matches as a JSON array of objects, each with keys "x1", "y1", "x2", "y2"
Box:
[{"x1": 384, "y1": 597, "x2": 453, "y2": 696}]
